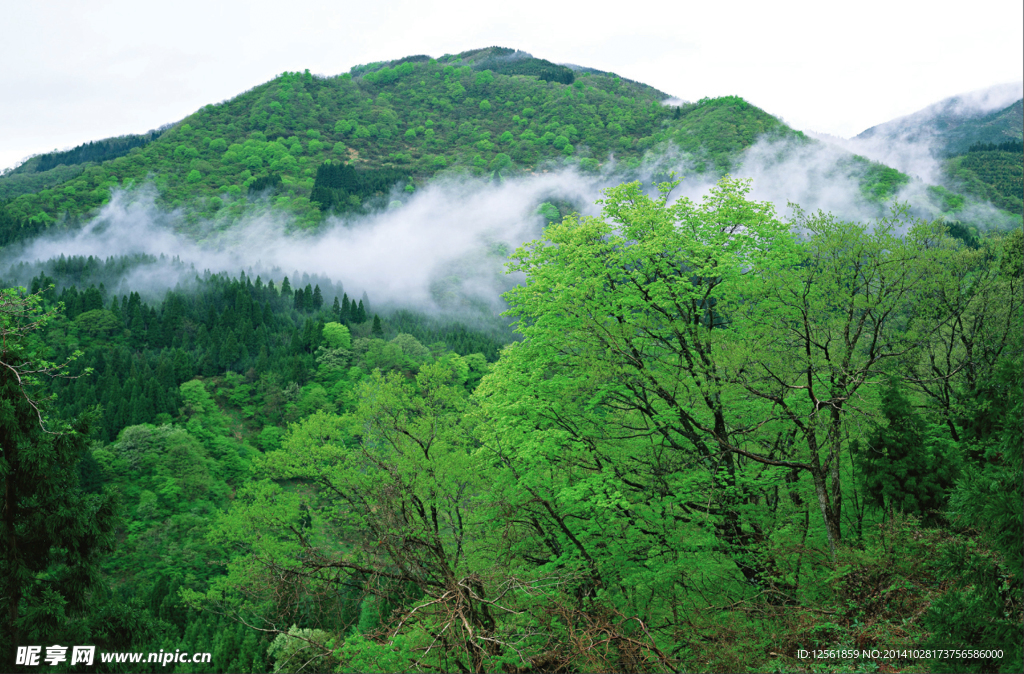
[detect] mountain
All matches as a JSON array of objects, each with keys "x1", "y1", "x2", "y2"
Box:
[
  {"x1": 855, "y1": 82, "x2": 1023, "y2": 157},
  {"x1": 844, "y1": 84, "x2": 1023, "y2": 216},
  {"x1": 935, "y1": 98, "x2": 1024, "y2": 157},
  {"x1": 0, "y1": 130, "x2": 167, "y2": 201},
  {"x1": 942, "y1": 134, "x2": 1024, "y2": 214},
  {"x1": 2, "y1": 47, "x2": 1020, "y2": 250},
  {"x1": 0, "y1": 46, "x2": 799, "y2": 244}
]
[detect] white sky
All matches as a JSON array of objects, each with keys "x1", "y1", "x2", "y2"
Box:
[{"x1": 2, "y1": 0, "x2": 1021, "y2": 172}]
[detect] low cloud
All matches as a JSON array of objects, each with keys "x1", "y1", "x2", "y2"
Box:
[
  {"x1": 7, "y1": 126, "x2": 1018, "y2": 312},
  {"x1": 928, "y1": 81, "x2": 1023, "y2": 119},
  {"x1": 9, "y1": 173, "x2": 605, "y2": 311},
  {"x1": 811, "y1": 129, "x2": 942, "y2": 184},
  {"x1": 806, "y1": 81, "x2": 1024, "y2": 185}
]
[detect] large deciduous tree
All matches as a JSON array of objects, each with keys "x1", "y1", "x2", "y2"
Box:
[
  {"x1": 477, "y1": 177, "x2": 801, "y2": 603},
  {"x1": 476, "y1": 178, "x2": 952, "y2": 617},
  {"x1": 729, "y1": 204, "x2": 952, "y2": 555}
]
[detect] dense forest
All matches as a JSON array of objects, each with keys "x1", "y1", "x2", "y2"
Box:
[
  {"x1": 0, "y1": 131, "x2": 167, "y2": 202},
  {"x1": 942, "y1": 139, "x2": 1024, "y2": 214},
  {"x1": 2, "y1": 175, "x2": 1021, "y2": 673},
  {"x1": 1, "y1": 45, "x2": 1022, "y2": 674}
]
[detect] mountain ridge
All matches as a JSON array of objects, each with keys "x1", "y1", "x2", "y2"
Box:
[
  {"x1": 0, "y1": 47, "x2": 796, "y2": 240},
  {"x1": 855, "y1": 82, "x2": 1023, "y2": 156},
  {"x1": 1, "y1": 49, "x2": 1020, "y2": 248}
]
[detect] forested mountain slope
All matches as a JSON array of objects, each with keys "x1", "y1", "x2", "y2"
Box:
[
  {"x1": 855, "y1": 84, "x2": 1023, "y2": 155},
  {"x1": 5, "y1": 47, "x2": 1019, "y2": 254},
  {"x1": 0, "y1": 130, "x2": 167, "y2": 202},
  {"x1": 935, "y1": 98, "x2": 1024, "y2": 156},
  {"x1": 943, "y1": 138, "x2": 1024, "y2": 214},
  {"x1": 2, "y1": 46, "x2": 839, "y2": 243},
  {"x1": 830, "y1": 86, "x2": 1023, "y2": 222}
]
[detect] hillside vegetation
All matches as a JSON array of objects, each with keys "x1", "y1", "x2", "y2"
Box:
[
  {"x1": 3, "y1": 51, "x2": 1020, "y2": 252},
  {"x1": 1, "y1": 45, "x2": 1022, "y2": 674},
  {"x1": 0, "y1": 46, "x2": 802, "y2": 241},
  {"x1": 936, "y1": 99, "x2": 1024, "y2": 157},
  {"x1": 856, "y1": 92, "x2": 1023, "y2": 157},
  {"x1": 943, "y1": 139, "x2": 1024, "y2": 214},
  {"x1": 1, "y1": 178, "x2": 1020, "y2": 673}
]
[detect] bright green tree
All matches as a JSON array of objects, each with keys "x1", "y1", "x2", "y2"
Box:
[
  {"x1": 322, "y1": 321, "x2": 352, "y2": 350},
  {"x1": 476, "y1": 177, "x2": 800, "y2": 603},
  {"x1": 203, "y1": 361, "x2": 507, "y2": 672},
  {"x1": 478, "y1": 177, "x2": 953, "y2": 613},
  {"x1": 732, "y1": 204, "x2": 952, "y2": 555}
]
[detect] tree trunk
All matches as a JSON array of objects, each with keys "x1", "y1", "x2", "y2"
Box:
[{"x1": 811, "y1": 466, "x2": 840, "y2": 561}]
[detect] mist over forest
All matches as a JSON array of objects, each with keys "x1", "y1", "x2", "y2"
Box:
[
  {"x1": 6, "y1": 121, "x2": 1018, "y2": 311},
  {"x1": 1, "y1": 46, "x2": 1021, "y2": 674}
]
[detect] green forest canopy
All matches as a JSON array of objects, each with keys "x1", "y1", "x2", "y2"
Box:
[{"x1": 2, "y1": 176, "x2": 1021, "y2": 673}]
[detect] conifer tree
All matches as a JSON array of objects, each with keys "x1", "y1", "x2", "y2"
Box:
[
  {"x1": 303, "y1": 284, "x2": 314, "y2": 312},
  {"x1": 855, "y1": 382, "x2": 957, "y2": 522},
  {"x1": 1, "y1": 288, "x2": 119, "y2": 668}
]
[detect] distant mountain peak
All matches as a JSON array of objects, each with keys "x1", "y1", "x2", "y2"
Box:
[
  {"x1": 856, "y1": 82, "x2": 1023, "y2": 139},
  {"x1": 854, "y1": 83, "x2": 1023, "y2": 159}
]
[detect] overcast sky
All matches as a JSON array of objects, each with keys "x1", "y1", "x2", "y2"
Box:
[{"x1": 2, "y1": 0, "x2": 1021, "y2": 171}]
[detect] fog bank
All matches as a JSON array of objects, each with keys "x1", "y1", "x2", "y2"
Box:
[{"x1": 7, "y1": 132, "x2": 1017, "y2": 310}]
